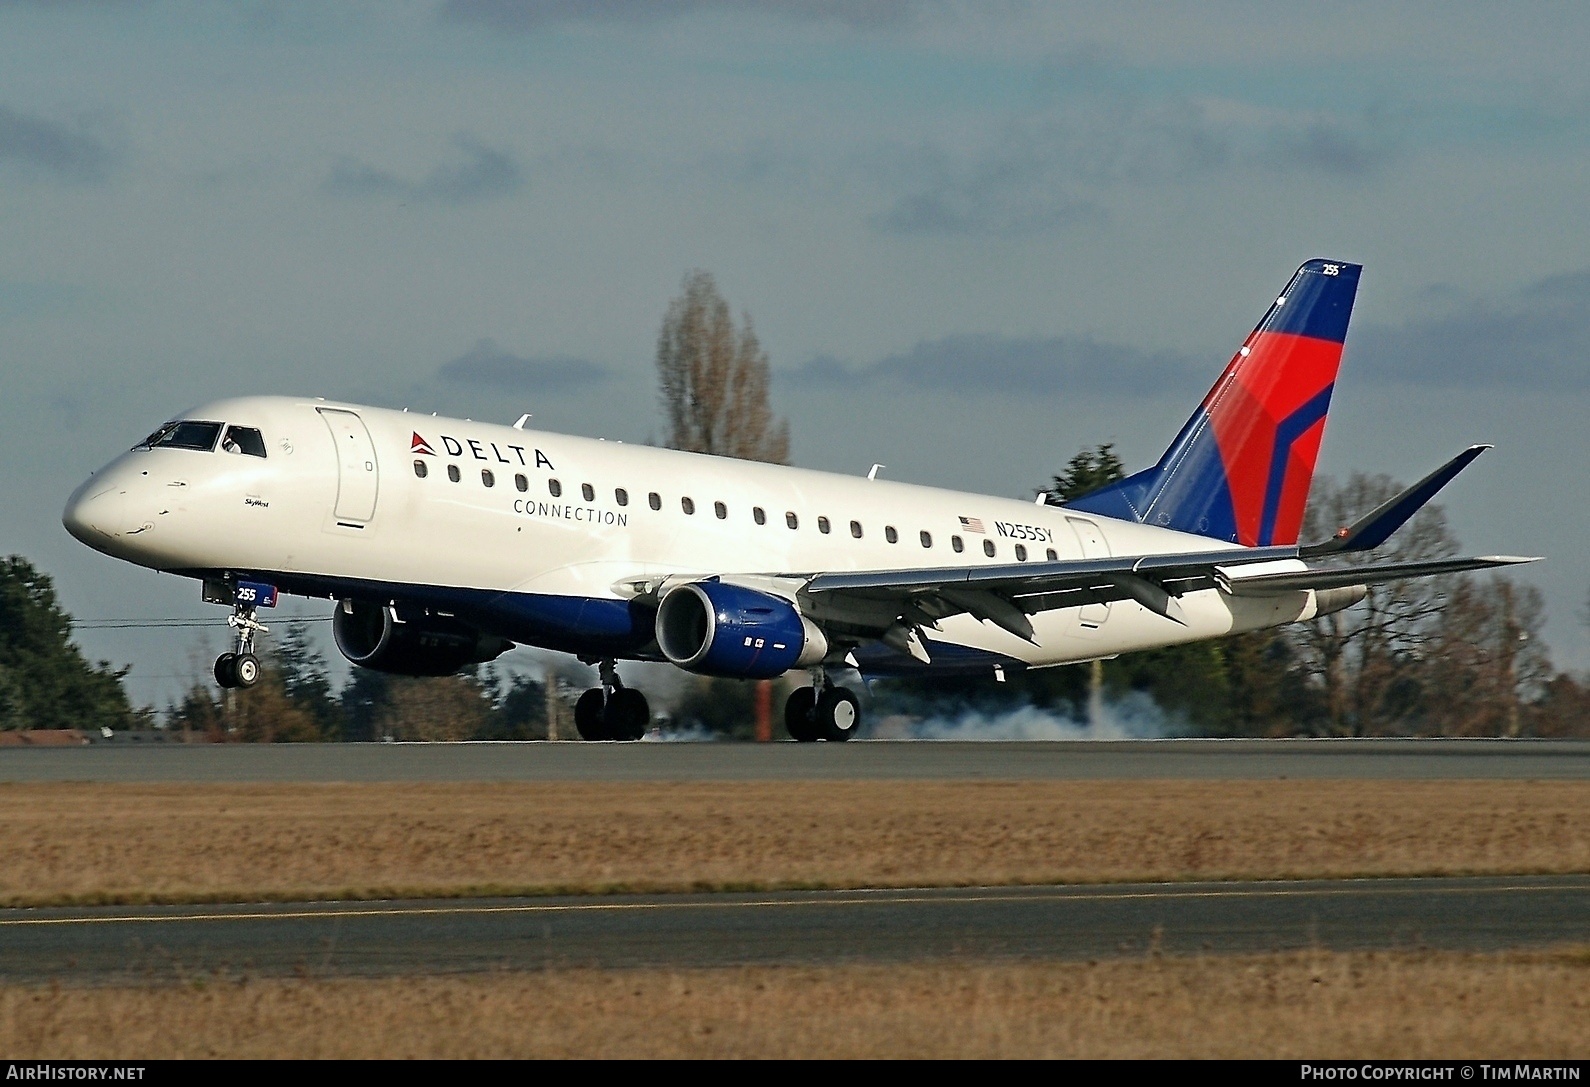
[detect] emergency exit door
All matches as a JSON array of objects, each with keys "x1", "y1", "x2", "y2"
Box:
[
  {"x1": 1066, "y1": 516, "x2": 1111, "y2": 630},
  {"x1": 318, "y1": 408, "x2": 379, "y2": 523}
]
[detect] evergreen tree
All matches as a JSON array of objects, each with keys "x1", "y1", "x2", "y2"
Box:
[
  {"x1": 274, "y1": 622, "x2": 344, "y2": 739},
  {"x1": 0, "y1": 556, "x2": 132, "y2": 731},
  {"x1": 1042, "y1": 444, "x2": 1127, "y2": 504}
]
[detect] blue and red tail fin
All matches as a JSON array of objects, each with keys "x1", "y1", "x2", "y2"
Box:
[{"x1": 1066, "y1": 258, "x2": 1361, "y2": 547}]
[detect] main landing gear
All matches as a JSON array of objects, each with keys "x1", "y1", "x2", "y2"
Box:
[
  {"x1": 784, "y1": 669, "x2": 861, "y2": 742},
  {"x1": 574, "y1": 660, "x2": 651, "y2": 741},
  {"x1": 214, "y1": 598, "x2": 267, "y2": 690}
]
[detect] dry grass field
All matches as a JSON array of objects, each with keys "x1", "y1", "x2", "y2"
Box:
[
  {"x1": 4, "y1": 948, "x2": 1586, "y2": 1058},
  {"x1": 2, "y1": 779, "x2": 1586, "y2": 905}
]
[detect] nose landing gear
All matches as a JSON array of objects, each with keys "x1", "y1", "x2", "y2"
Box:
[
  {"x1": 210, "y1": 583, "x2": 273, "y2": 690},
  {"x1": 574, "y1": 660, "x2": 650, "y2": 741}
]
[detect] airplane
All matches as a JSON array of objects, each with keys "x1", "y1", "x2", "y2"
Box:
[{"x1": 62, "y1": 259, "x2": 1535, "y2": 741}]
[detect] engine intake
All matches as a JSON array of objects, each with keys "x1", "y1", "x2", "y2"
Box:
[
  {"x1": 332, "y1": 598, "x2": 511, "y2": 676},
  {"x1": 655, "y1": 582, "x2": 827, "y2": 679}
]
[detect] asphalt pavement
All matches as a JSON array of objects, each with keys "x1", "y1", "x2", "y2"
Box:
[
  {"x1": 3, "y1": 876, "x2": 1585, "y2": 982},
  {"x1": 2, "y1": 737, "x2": 1587, "y2": 782}
]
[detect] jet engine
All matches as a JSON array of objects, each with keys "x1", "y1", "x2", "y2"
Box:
[
  {"x1": 332, "y1": 598, "x2": 511, "y2": 676},
  {"x1": 655, "y1": 581, "x2": 828, "y2": 679}
]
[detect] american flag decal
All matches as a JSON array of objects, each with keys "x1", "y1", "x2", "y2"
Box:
[{"x1": 959, "y1": 516, "x2": 986, "y2": 534}]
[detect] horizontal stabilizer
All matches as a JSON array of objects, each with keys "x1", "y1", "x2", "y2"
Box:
[
  {"x1": 1219, "y1": 554, "x2": 1539, "y2": 596},
  {"x1": 1301, "y1": 446, "x2": 1490, "y2": 556}
]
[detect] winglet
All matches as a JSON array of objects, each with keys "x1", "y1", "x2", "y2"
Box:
[{"x1": 1301, "y1": 445, "x2": 1490, "y2": 556}]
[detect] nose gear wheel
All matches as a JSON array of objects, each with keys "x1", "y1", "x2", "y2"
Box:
[{"x1": 214, "y1": 593, "x2": 267, "y2": 690}]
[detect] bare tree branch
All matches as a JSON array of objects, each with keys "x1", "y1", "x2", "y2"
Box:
[{"x1": 656, "y1": 271, "x2": 789, "y2": 464}]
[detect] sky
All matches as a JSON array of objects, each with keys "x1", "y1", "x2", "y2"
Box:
[{"x1": 2, "y1": 1, "x2": 1587, "y2": 711}]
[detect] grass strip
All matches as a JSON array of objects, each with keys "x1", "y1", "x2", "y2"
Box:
[
  {"x1": 4, "y1": 947, "x2": 1588, "y2": 1058},
  {"x1": 2, "y1": 779, "x2": 1586, "y2": 908}
]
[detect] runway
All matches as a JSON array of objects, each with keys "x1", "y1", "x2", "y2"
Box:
[
  {"x1": 2, "y1": 737, "x2": 1588, "y2": 782},
  {"x1": 2, "y1": 876, "x2": 1585, "y2": 982}
]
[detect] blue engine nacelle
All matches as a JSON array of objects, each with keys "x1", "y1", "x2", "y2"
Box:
[
  {"x1": 333, "y1": 598, "x2": 512, "y2": 677},
  {"x1": 655, "y1": 581, "x2": 828, "y2": 679}
]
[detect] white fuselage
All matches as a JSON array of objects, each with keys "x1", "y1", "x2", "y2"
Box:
[{"x1": 64, "y1": 396, "x2": 1322, "y2": 675}]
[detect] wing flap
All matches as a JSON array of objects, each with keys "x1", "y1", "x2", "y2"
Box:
[
  {"x1": 1219, "y1": 554, "x2": 1539, "y2": 596},
  {"x1": 801, "y1": 545, "x2": 1297, "y2": 597}
]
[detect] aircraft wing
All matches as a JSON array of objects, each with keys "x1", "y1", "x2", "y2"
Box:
[
  {"x1": 1218, "y1": 555, "x2": 1538, "y2": 595},
  {"x1": 795, "y1": 547, "x2": 1538, "y2": 654}
]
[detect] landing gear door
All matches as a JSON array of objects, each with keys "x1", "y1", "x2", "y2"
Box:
[
  {"x1": 1066, "y1": 516, "x2": 1111, "y2": 630},
  {"x1": 318, "y1": 408, "x2": 379, "y2": 523}
]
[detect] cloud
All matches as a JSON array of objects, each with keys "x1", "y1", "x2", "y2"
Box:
[
  {"x1": 439, "y1": 339, "x2": 610, "y2": 391},
  {"x1": 783, "y1": 332, "x2": 1200, "y2": 397},
  {"x1": 801, "y1": 267, "x2": 1590, "y2": 400},
  {"x1": 439, "y1": 0, "x2": 931, "y2": 31},
  {"x1": 324, "y1": 135, "x2": 522, "y2": 205},
  {"x1": 1266, "y1": 119, "x2": 1391, "y2": 177},
  {"x1": 1353, "y1": 268, "x2": 1590, "y2": 390},
  {"x1": 872, "y1": 95, "x2": 1395, "y2": 237},
  {"x1": 0, "y1": 105, "x2": 115, "y2": 183}
]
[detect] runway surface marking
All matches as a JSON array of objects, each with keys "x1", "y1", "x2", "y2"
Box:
[{"x1": 6, "y1": 878, "x2": 1581, "y2": 928}]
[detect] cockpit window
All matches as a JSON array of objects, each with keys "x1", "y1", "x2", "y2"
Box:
[
  {"x1": 137, "y1": 420, "x2": 223, "y2": 452},
  {"x1": 221, "y1": 425, "x2": 267, "y2": 458}
]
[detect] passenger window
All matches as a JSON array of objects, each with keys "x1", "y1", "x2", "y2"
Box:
[
  {"x1": 753, "y1": 507, "x2": 766, "y2": 525},
  {"x1": 885, "y1": 526, "x2": 898, "y2": 544},
  {"x1": 1046, "y1": 548, "x2": 1057, "y2": 561},
  {"x1": 515, "y1": 474, "x2": 528, "y2": 492},
  {"x1": 615, "y1": 488, "x2": 629, "y2": 506},
  {"x1": 786, "y1": 512, "x2": 798, "y2": 530},
  {"x1": 850, "y1": 520, "x2": 863, "y2": 539},
  {"x1": 648, "y1": 492, "x2": 662, "y2": 511},
  {"x1": 221, "y1": 426, "x2": 267, "y2": 458},
  {"x1": 1015, "y1": 544, "x2": 1027, "y2": 562},
  {"x1": 413, "y1": 460, "x2": 428, "y2": 479},
  {"x1": 481, "y1": 469, "x2": 495, "y2": 488},
  {"x1": 714, "y1": 501, "x2": 727, "y2": 520},
  {"x1": 682, "y1": 497, "x2": 695, "y2": 515},
  {"x1": 818, "y1": 517, "x2": 831, "y2": 535},
  {"x1": 582, "y1": 483, "x2": 594, "y2": 502},
  {"x1": 549, "y1": 479, "x2": 562, "y2": 498},
  {"x1": 447, "y1": 465, "x2": 461, "y2": 483},
  {"x1": 983, "y1": 539, "x2": 996, "y2": 557},
  {"x1": 920, "y1": 530, "x2": 932, "y2": 548},
  {"x1": 951, "y1": 535, "x2": 964, "y2": 553}
]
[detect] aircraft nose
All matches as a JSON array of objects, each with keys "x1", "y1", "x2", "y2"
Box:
[{"x1": 62, "y1": 484, "x2": 147, "y2": 548}]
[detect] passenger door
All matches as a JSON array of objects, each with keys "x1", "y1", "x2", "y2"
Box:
[{"x1": 318, "y1": 408, "x2": 379, "y2": 523}]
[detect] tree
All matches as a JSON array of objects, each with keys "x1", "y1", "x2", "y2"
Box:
[
  {"x1": 340, "y1": 667, "x2": 392, "y2": 742},
  {"x1": 0, "y1": 556, "x2": 132, "y2": 731},
  {"x1": 167, "y1": 639, "x2": 325, "y2": 743},
  {"x1": 654, "y1": 271, "x2": 791, "y2": 739},
  {"x1": 1421, "y1": 575, "x2": 1551, "y2": 737},
  {"x1": 656, "y1": 270, "x2": 790, "y2": 464},
  {"x1": 476, "y1": 668, "x2": 550, "y2": 740},
  {"x1": 1041, "y1": 443, "x2": 1126, "y2": 504},
  {"x1": 374, "y1": 674, "x2": 493, "y2": 742},
  {"x1": 1286, "y1": 473, "x2": 1460, "y2": 736},
  {"x1": 274, "y1": 622, "x2": 343, "y2": 739}
]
